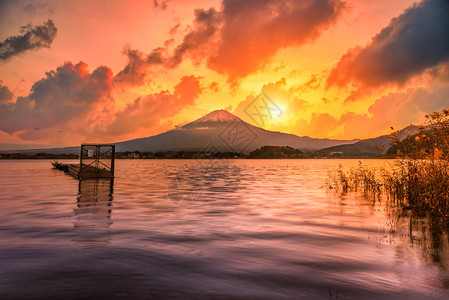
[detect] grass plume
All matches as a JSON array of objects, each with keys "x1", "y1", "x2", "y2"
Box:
[{"x1": 329, "y1": 108, "x2": 449, "y2": 221}]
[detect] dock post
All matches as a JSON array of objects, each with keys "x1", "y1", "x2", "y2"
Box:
[
  {"x1": 111, "y1": 145, "x2": 115, "y2": 177},
  {"x1": 79, "y1": 145, "x2": 84, "y2": 175},
  {"x1": 95, "y1": 145, "x2": 100, "y2": 174}
]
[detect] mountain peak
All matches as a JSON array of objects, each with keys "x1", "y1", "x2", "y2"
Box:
[
  {"x1": 182, "y1": 109, "x2": 243, "y2": 129},
  {"x1": 194, "y1": 110, "x2": 239, "y2": 123}
]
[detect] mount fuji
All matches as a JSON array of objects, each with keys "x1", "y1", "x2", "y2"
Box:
[
  {"x1": 1, "y1": 110, "x2": 359, "y2": 154},
  {"x1": 113, "y1": 110, "x2": 358, "y2": 153}
]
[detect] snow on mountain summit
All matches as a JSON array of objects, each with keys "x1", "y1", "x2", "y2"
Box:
[
  {"x1": 193, "y1": 110, "x2": 240, "y2": 123},
  {"x1": 182, "y1": 110, "x2": 243, "y2": 129}
]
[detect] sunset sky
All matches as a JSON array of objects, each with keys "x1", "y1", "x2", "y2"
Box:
[{"x1": 0, "y1": 0, "x2": 448, "y2": 148}]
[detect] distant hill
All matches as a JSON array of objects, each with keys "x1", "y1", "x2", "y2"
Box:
[
  {"x1": 0, "y1": 146, "x2": 79, "y2": 155},
  {"x1": 247, "y1": 146, "x2": 308, "y2": 159},
  {"x1": 0, "y1": 143, "x2": 67, "y2": 151},
  {"x1": 1, "y1": 110, "x2": 358, "y2": 154},
  {"x1": 316, "y1": 126, "x2": 418, "y2": 158}
]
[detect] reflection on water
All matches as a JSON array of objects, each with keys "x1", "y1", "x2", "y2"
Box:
[
  {"x1": 384, "y1": 208, "x2": 449, "y2": 290},
  {"x1": 0, "y1": 159, "x2": 448, "y2": 299},
  {"x1": 72, "y1": 179, "x2": 114, "y2": 247},
  {"x1": 167, "y1": 160, "x2": 243, "y2": 205},
  {"x1": 74, "y1": 179, "x2": 114, "y2": 229}
]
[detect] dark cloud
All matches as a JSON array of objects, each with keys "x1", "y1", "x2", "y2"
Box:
[
  {"x1": 0, "y1": 61, "x2": 113, "y2": 138},
  {"x1": 0, "y1": 19, "x2": 57, "y2": 61},
  {"x1": 328, "y1": 0, "x2": 449, "y2": 89},
  {"x1": 429, "y1": 61, "x2": 449, "y2": 82},
  {"x1": 24, "y1": 1, "x2": 55, "y2": 16},
  {"x1": 0, "y1": 81, "x2": 13, "y2": 103},
  {"x1": 114, "y1": 46, "x2": 166, "y2": 87},
  {"x1": 168, "y1": 8, "x2": 222, "y2": 68},
  {"x1": 169, "y1": 23, "x2": 180, "y2": 36},
  {"x1": 153, "y1": 0, "x2": 168, "y2": 9}
]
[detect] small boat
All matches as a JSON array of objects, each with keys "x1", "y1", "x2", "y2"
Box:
[{"x1": 51, "y1": 160, "x2": 69, "y2": 172}]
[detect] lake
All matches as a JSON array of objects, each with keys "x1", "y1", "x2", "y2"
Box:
[{"x1": 0, "y1": 159, "x2": 448, "y2": 299}]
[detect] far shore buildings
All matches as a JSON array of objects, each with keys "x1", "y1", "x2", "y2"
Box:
[{"x1": 127, "y1": 152, "x2": 140, "y2": 159}]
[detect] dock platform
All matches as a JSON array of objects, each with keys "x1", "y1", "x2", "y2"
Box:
[
  {"x1": 52, "y1": 144, "x2": 115, "y2": 180},
  {"x1": 53, "y1": 163, "x2": 114, "y2": 179}
]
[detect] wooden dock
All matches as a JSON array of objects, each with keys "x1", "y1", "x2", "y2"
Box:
[
  {"x1": 53, "y1": 163, "x2": 114, "y2": 179},
  {"x1": 52, "y1": 144, "x2": 115, "y2": 180}
]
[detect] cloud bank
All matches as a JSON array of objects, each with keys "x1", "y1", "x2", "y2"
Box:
[
  {"x1": 294, "y1": 84, "x2": 449, "y2": 139},
  {"x1": 0, "y1": 61, "x2": 114, "y2": 138},
  {"x1": 115, "y1": 7, "x2": 221, "y2": 87},
  {"x1": 116, "y1": 0, "x2": 345, "y2": 85},
  {"x1": 0, "y1": 61, "x2": 202, "y2": 143},
  {"x1": 209, "y1": 0, "x2": 345, "y2": 78}
]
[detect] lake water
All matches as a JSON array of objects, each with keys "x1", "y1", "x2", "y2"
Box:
[{"x1": 0, "y1": 159, "x2": 448, "y2": 299}]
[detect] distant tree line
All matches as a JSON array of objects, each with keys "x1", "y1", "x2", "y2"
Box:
[
  {"x1": 246, "y1": 146, "x2": 309, "y2": 159},
  {"x1": 0, "y1": 146, "x2": 311, "y2": 159},
  {"x1": 0, "y1": 153, "x2": 79, "y2": 159}
]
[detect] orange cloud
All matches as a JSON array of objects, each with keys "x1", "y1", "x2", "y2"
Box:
[
  {"x1": 104, "y1": 75, "x2": 202, "y2": 136},
  {"x1": 294, "y1": 84, "x2": 449, "y2": 139},
  {"x1": 233, "y1": 78, "x2": 308, "y2": 130},
  {"x1": 294, "y1": 113, "x2": 339, "y2": 138},
  {"x1": 208, "y1": 0, "x2": 345, "y2": 79},
  {"x1": 116, "y1": 0, "x2": 346, "y2": 85},
  {"x1": 115, "y1": 7, "x2": 221, "y2": 87}
]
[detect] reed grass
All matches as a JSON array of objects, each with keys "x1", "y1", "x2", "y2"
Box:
[{"x1": 328, "y1": 109, "x2": 449, "y2": 222}]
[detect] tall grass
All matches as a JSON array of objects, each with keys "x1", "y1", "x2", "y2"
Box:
[
  {"x1": 328, "y1": 162, "x2": 383, "y2": 198},
  {"x1": 329, "y1": 109, "x2": 449, "y2": 221}
]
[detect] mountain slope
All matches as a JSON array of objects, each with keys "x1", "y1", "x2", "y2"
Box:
[{"x1": 317, "y1": 126, "x2": 418, "y2": 157}]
